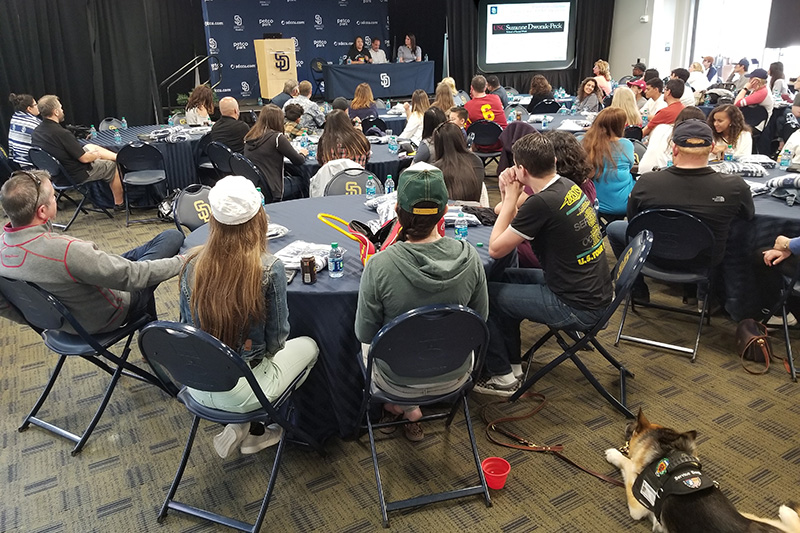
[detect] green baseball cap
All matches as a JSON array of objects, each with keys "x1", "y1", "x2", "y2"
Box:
[{"x1": 397, "y1": 162, "x2": 449, "y2": 216}]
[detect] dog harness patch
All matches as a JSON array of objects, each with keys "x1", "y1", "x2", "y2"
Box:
[{"x1": 632, "y1": 451, "x2": 716, "y2": 520}]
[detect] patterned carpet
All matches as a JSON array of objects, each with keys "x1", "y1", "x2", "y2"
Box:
[{"x1": 2, "y1": 190, "x2": 799, "y2": 533}]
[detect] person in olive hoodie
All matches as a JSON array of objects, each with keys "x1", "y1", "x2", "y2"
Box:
[{"x1": 354, "y1": 162, "x2": 488, "y2": 441}]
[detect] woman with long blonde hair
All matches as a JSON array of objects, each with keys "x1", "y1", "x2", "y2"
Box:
[
  {"x1": 348, "y1": 82, "x2": 379, "y2": 121},
  {"x1": 581, "y1": 107, "x2": 635, "y2": 215},
  {"x1": 610, "y1": 86, "x2": 642, "y2": 126},
  {"x1": 592, "y1": 60, "x2": 612, "y2": 96},
  {"x1": 431, "y1": 82, "x2": 455, "y2": 113},
  {"x1": 399, "y1": 89, "x2": 430, "y2": 144},
  {"x1": 180, "y1": 175, "x2": 318, "y2": 458}
]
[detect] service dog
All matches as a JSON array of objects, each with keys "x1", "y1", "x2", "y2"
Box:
[{"x1": 605, "y1": 409, "x2": 800, "y2": 533}]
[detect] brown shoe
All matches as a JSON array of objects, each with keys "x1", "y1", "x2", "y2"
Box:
[
  {"x1": 378, "y1": 410, "x2": 401, "y2": 434},
  {"x1": 403, "y1": 422, "x2": 424, "y2": 442}
]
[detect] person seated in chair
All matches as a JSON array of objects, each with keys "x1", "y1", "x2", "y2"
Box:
[
  {"x1": 283, "y1": 104, "x2": 305, "y2": 140},
  {"x1": 0, "y1": 170, "x2": 185, "y2": 333},
  {"x1": 282, "y1": 81, "x2": 325, "y2": 130},
  {"x1": 605, "y1": 120, "x2": 754, "y2": 304},
  {"x1": 210, "y1": 97, "x2": 250, "y2": 154},
  {"x1": 270, "y1": 79, "x2": 299, "y2": 110},
  {"x1": 476, "y1": 133, "x2": 611, "y2": 396},
  {"x1": 180, "y1": 175, "x2": 319, "y2": 457},
  {"x1": 734, "y1": 68, "x2": 774, "y2": 132},
  {"x1": 31, "y1": 95, "x2": 124, "y2": 207},
  {"x1": 641, "y1": 79, "x2": 685, "y2": 138},
  {"x1": 355, "y1": 163, "x2": 488, "y2": 441},
  {"x1": 759, "y1": 234, "x2": 800, "y2": 327},
  {"x1": 486, "y1": 75, "x2": 509, "y2": 108}
]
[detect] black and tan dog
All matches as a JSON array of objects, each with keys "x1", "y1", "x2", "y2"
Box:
[{"x1": 605, "y1": 409, "x2": 800, "y2": 533}]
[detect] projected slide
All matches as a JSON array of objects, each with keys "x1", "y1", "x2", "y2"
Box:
[{"x1": 478, "y1": 0, "x2": 576, "y2": 72}]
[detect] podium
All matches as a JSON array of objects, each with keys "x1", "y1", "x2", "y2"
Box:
[{"x1": 254, "y1": 39, "x2": 297, "y2": 99}]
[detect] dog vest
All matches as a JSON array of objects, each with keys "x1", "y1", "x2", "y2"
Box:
[{"x1": 632, "y1": 450, "x2": 716, "y2": 520}]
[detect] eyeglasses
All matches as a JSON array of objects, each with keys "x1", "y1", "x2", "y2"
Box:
[{"x1": 13, "y1": 170, "x2": 42, "y2": 207}]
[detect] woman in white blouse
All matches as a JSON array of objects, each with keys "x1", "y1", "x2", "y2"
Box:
[
  {"x1": 399, "y1": 89, "x2": 429, "y2": 144},
  {"x1": 708, "y1": 104, "x2": 753, "y2": 160}
]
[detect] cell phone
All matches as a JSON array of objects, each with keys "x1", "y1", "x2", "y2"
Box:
[{"x1": 285, "y1": 270, "x2": 297, "y2": 284}]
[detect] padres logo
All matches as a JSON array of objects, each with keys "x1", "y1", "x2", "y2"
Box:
[
  {"x1": 274, "y1": 53, "x2": 289, "y2": 71},
  {"x1": 194, "y1": 200, "x2": 211, "y2": 223},
  {"x1": 380, "y1": 73, "x2": 391, "y2": 88},
  {"x1": 345, "y1": 182, "x2": 362, "y2": 195}
]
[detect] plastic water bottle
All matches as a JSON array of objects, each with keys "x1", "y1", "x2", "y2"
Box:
[
  {"x1": 454, "y1": 212, "x2": 468, "y2": 240},
  {"x1": 388, "y1": 135, "x2": 399, "y2": 155},
  {"x1": 308, "y1": 142, "x2": 317, "y2": 159},
  {"x1": 300, "y1": 133, "x2": 308, "y2": 149},
  {"x1": 641, "y1": 109, "x2": 648, "y2": 128},
  {"x1": 384, "y1": 174, "x2": 395, "y2": 193},
  {"x1": 781, "y1": 149, "x2": 792, "y2": 170},
  {"x1": 724, "y1": 144, "x2": 734, "y2": 162},
  {"x1": 558, "y1": 104, "x2": 567, "y2": 115},
  {"x1": 570, "y1": 105, "x2": 577, "y2": 116},
  {"x1": 541, "y1": 116, "x2": 549, "y2": 130},
  {"x1": 257, "y1": 97, "x2": 263, "y2": 106},
  {"x1": 329, "y1": 242, "x2": 344, "y2": 277},
  {"x1": 90, "y1": 125, "x2": 98, "y2": 139},
  {"x1": 424, "y1": 54, "x2": 429, "y2": 62},
  {"x1": 704, "y1": 94, "x2": 711, "y2": 106},
  {"x1": 120, "y1": 117, "x2": 128, "y2": 129},
  {"x1": 168, "y1": 114, "x2": 174, "y2": 127},
  {"x1": 365, "y1": 175, "x2": 377, "y2": 199},
  {"x1": 386, "y1": 99, "x2": 391, "y2": 112},
  {"x1": 113, "y1": 129, "x2": 122, "y2": 145}
]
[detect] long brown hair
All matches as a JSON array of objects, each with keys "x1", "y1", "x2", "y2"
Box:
[
  {"x1": 431, "y1": 82, "x2": 455, "y2": 113},
  {"x1": 350, "y1": 82, "x2": 374, "y2": 109},
  {"x1": 577, "y1": 77, "x2": 600, "y2": 103},
  {"x1": 528, "y1": 75, "x2": 552, "y2": 97},
  {"x1": 317, "y1": 109, "x2": 370, "y2": 165},
  {"x1": 186, "y1": 85, "x2": 215, "y2": 114},
  {"x1": 245, "y1": 104, "x2": 283, "y2": 141},
  {"x1": 583, "y1": 107, "x2": 626, "y2": 177},
  {"x1": 431, "y1": 122, "x2": 481, "y2": 201},
  {"x1": 186, "y1": 208, "x2": 269, "y2": 349},
  {"x1": 707, "y1": 104, "x2": 748, "y2": 149},
  {"x1": 410, "y1": 89, "x2": 430, "y2": 115}
]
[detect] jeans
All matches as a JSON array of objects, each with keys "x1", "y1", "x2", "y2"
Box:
[
  {"x1": 606, "y1": 220, "x2": 628, "y2": 259},
  {"x1": 485, "y1": 268, "x2": 605, "y2": 376},
  {"x1": 123, "y1": 229, "x2": 185, "y2": 323}
]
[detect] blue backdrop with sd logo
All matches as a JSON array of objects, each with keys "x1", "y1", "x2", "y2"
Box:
[{"x1": 201, "y1": 0, "x2": 390, "y2": 101}]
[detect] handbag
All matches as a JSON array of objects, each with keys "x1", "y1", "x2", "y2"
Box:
[
  {"x1": 317, "y1": 213, "x2": 401, "y2": 266},
  {"x1": 735, "y1": 318, "x2": 772, "y2": 374}
]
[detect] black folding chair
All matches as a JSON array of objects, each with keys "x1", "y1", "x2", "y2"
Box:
[
  {"x1": 359, "y1": 304, "x2": 492, "y2": 527},
  {"x1": 173, "y1": 184, "x2": 212, "y2": 234},
  {"x1": 615, "y1": 209, "x2": 716, "y2": 362},
  {"x1": 98, "y1": 117, "x2": 123, "y2": 131},
  {"x1": 0, "y1": 145, "x2": 16, "y2": 184},
  {"x1": 466, "y1": 120, "x2": 503, "y2": 174},
  {"x1": 0, "y1": 276, "x2": 175, "y2": 454},
  {"x1": 532, "y1": 99, "x2": 561, "y2": 114},
  {"x1": 28, "y1": 146, "x2": 114, "y2": 231},
  {"x1": 116, "y1": 142, "x2": 168, "y2": 226},
  {"x1": 510, "y1": 231, "x2": 653, "y2": 417},
  {"x1": 325, "y1": 168, "x2": 382, "y2": 196},
  {"x1": 763, "y1": 262, "x2": 800, "y2": 382},
  {"x1": 230, "y1": 152, "x2": 275, "y2": 203},
  {"x1": 310, "y1": 57, "x2": 326, "y2": 97},
  {"x1": 504, "y1": 86, "x2": 519, "y2": 96},
  {"x1": 206, "y1": 141, "x2": 235, "y2": 179},
  {"x1": 361, "y1": 116, "x2": 387, "y2": 133},
  {"x1": 137, "y1": 321, "x2": 324, "y2": 533},
  {"x1": 741, "y1": 105, "x2": 768, "y2": 133},
  {"x1": 505, "y1": 105, "x2": 529, "y2": 123},
  {"x1": 625, "y1": 125, "x2": 644, "y2": 142}
]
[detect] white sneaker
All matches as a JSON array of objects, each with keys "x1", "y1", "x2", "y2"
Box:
[
  {"x1": 473, "y1": 377, "x2": 521, "y2": 397},
  {"x1": 213, "y1": 423, "x2": 249, "y2": 459},
  {"x1": 240, "y1": 424, "x2": 284, "y2": 454},
  {"x1": 766, "y1": 312, "x2": 798, "y2": 327}
]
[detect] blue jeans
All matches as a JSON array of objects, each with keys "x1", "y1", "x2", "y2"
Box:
[
  {"x1": 606, "y1": 220, "x2": 628, "y2": 259},
  {"x1": 485, "y1": 268, "x2": 605, "y2": 376},
  {"x1": 123, "y1": 229, "x2": 185, "y2": 324}
]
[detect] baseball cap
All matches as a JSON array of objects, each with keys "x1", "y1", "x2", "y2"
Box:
[
  {"x1": 627, "y1": 79, "x2": 646, "y2": 91},
  {"x1": 397, "y1": 162, "x2": 449, "y2": 216},
  {"x1": 737, "y1": 58, "x2": 750, "y2": 69},
  {"x1": 745, "y1": 68, "x2": 768, "y2": 80},
  {"x1": 672, "y1": 119, "x2": 713, "y2": 147},
  {"x1": 208, "y1": 175, "x2": 262, "y2": 225},
  {"x1": 632, "y1": 62, "x2": 647, "y2": 71}
]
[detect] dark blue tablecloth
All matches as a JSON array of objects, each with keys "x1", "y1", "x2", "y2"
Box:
[
  {"x1": 323, "y1": 62, "x2": 435, "y2": 100},
  {"x1": 182, "y1": 195, "x2": 501, "y2": 441}
]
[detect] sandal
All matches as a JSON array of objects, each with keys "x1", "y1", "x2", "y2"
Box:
[{"x1": 378, "y1": 410, "x2": 402, "y2": 434}]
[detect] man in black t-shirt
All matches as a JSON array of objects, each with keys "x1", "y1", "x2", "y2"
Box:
[
  {"x1": 210, "y1": 97, "x2": 250, "y2": 153},
  {"x1": 475, "y1": 134, "x2": 612, "y2": 396}
]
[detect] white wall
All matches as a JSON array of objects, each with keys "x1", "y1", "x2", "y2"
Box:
[{"x1": 608, "y1": 0, "x2": 655, "y2": 82}]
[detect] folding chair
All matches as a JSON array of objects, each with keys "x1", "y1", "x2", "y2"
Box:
[
  {"x1": 511, "y1": 231, "x2": 654, "y2": 417},
  {"x1": 504, "y1": 86, "x2": 519, "y2": 96},
  {"x1": 532, "y1": 99, "x2": 561, "y2": 114},
  {"x1": 615, "y1": 209, "x2": 716, "y2": 362},
  {"x1": 230, "y1": 152, "x2": 275, "y2": 203},
  {"x1": 0, "y1": 276, "x2": 175, "y2": 454},
  {"x1": 98, "y1": 117, "x2": 123, "y2": 131},
  {"x1": 762, "y1": 261, "x2": 800, "y2": 382},
  {"x1": 116, "y1": 142, "x2": 168, "y2": 226},
  {"x1": 28, "y1": 146, "x2": 114, "y2": 231},
  {"x1": 361, "y1": 116, "x2": 388, "y2": 134},
  {"x1": 206, "y1": 141, "x2": 235, "y2": 179},
  {"x1": 173, "y1": 184, "x2": 212, "y2": 234},
  {"x1": 325, "y1": 168, "x2": 382, "y2": 196},
  {"x1": 310, "y1": 57, "x2": 326, "y2": 97},
  {"x1": 359, "y1": 304, "x2": 492, "y2": 527},
  {"x1": 625, "y1": 126, "x2": 644, "y2": 142},
  {"x1": 505, "y1": 105, "x2": 529, "y2": 123},
  {"x1": 137, "y1": 321, "x2": 324, "y2": 533},
  {"x1": 466, "y1": 120, "x2": 503, "y2": 174}
]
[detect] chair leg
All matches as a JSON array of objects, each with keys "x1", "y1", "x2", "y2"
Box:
[
  {"x1": 510, "y1": 350, "x2": 573, "y2": 401},
  {"x1": 19, "y1": 354, "x2": 69, "y2": 433},
  {"x1": 56, "y1": 196, "x2": 89, "y2": 231},
  {"x1": 783, "y1": 305, "x2": 798, "y2": 382},
  {"x1": 462, "y1": 396, "x2": 492, "y2": 508},
  {"x1": 125, "y1": 186, "x2": 131, "y2": 227},
  {"x1": 159, "y1": 416, "x2": 200, "y2": 522},
  {"x1": 615, "y1": 295, "x2": 632, "y2": 346},
  {"x1": 367, "y1": 415, "x2": 390, "y2": 528},
  {"x1": 691, "y1": 295, "x2": 710, "y2": 363},
  {"x1": 252, "y1": 409, "x2": 290, "y2": 533},
  {"x1": 569, "y1": 353, "x2": 634, "y2": 418}
]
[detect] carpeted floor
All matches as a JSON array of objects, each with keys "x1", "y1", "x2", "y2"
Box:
[{"x1": 2, "y1": 182, "x2": 799, "y2": 533}]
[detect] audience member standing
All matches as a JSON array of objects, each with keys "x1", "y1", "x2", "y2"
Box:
[
  {"x1": 283, "y1": 81, "x2": 326, "y2": 130},
  {"x1": 185, "y1": 85, "x2": 215, "y2": 125},
  {"x1": 397, "y1": 34, "x2": 422, "y2": 62},
  {"x1": 210, "y1": 97, "x2": 250, "y2": 153},
  {"x1": 7, "y1": 93, "x2": 41, "y2": 168},
  {"x1": 583, "y1": 108, "x2": 635, "y2": 216},
  {"x1": 642, "y1": 79, "x2": 685, "y2": 137}
]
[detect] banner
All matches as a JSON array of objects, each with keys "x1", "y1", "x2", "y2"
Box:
[{"x1": 201, "y1": 0, "x2": 390, "y2": 100}]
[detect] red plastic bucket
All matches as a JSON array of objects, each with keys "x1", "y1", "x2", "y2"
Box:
[{"x1": 481, "y1": 457, "x2": 511, "y2": 489}]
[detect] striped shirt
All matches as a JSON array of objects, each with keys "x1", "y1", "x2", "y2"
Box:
[{"x1": 8, "y1": 111, "x2": 42, "y2": 167}]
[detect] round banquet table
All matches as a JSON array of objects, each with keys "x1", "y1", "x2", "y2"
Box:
[{"x1": 182, "y1": 194, "x2": 506, "y2": 441}]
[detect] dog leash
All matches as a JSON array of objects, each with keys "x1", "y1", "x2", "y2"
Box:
[{"x1": 481, "y1": 392, "x2": 624, "y2": 488}]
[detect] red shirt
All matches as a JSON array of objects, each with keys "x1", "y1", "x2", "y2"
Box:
[
  {"x1": 464, "y1": 94, "x2": 507, "y2": 128},
  {"x1": 647, "y1": 101, "x2": 685, "y2": 130}
]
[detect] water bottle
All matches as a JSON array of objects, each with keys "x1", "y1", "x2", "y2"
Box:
[
  {"x1": 454, "y1": 212, "x2": 468, "y2": 240},
  {"x1": 300, "y1": 133, "x2": 308, "y2": 149},
  {"x1": 558, "y1": 104, "x2": 567, "y2": 115},
  {"x1": 257, "y1": 97, "x2": 263, "y2": 106},
  {"x1": 724, "y1": 144, "x2": 734, "y2": 162},
  {"x1": 90, "y1": 125, "x2": 98, "y2": 139},
  {"x1": 365, "y1": 175, "x2": 377, "y2": 199},
  {"x1": 570, "y1": 105, "x2": 577, "y2": 116},
  {"x1": 541, "y1": 116, "x2": 549, "y2": 130},
  {"x1": 704, "y1": 94, "x2": 711, "y2": 106},
  {"x1": 113, "y1": 129, "x2": 122, "y2": 145},
  {"x1": 781, "y1": 149, "x2": 792, "y2": 170},
  {"x1": 384, "y1": 174, "x2": 395, "y2": 193},
  {"x1": 308, "y1": 142, "x2": 317, "y2": 159},
  {"x1": 388, "y1": 135, "x2": 399, "y2": 155},
  {"x1": 329, "y1": 242, "x2": 344, "y2": 278},
  {"x1": 641, "y1": 109, "x2": 648, "y2": 128},
  {"x1": 424, "y1": 54, "x2": 428, "y2": 62},
  {"x1": 120, "y1": 117, "x2": 128, "y2": 129},
  {"x1": 168, "y1": 114, "x2": 174, "y2": 127},
  {"x1": 386, "y1": 98, "x2": 391, "y2": 112}
]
